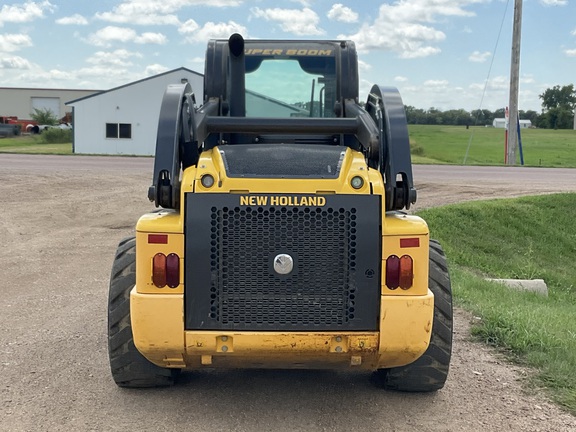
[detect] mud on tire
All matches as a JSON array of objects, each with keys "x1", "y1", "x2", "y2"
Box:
[
  {"x1": 108, "y1": 237, "x2": 179, "y2": 387},
  {"x1": 373, "y1": 239, "x2": 453, "y2": 392}
]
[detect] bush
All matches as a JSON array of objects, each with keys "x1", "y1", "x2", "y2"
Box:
[
  {"x1": 31, "y1": 107, "x2": 58, "y2": 126},
  {"x1": 40, "y1": 128, "x2": 72, "y2": 144},
  {"x1": 410, "y1": 140, "x2": 425, "y2": 156}
]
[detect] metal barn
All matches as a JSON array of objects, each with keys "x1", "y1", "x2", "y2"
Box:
[{"x1": 67, "y1": 68, "x2": 204, "y2": 156}]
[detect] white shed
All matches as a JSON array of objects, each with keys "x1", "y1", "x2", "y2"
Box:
[
  {"x1": 492, "y1": 118, "x2": 532, "y2": 129},
  {"x1": 67, "y1": 68, "x2": 203, "y2": 155}
]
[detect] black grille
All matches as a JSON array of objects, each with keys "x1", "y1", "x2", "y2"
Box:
[
  {"x1": 210, "y1": 206, "x2": 356, "y2": 326},
  {"x1": 185, "y1": 194, "x2": 381, "y2": 331}
]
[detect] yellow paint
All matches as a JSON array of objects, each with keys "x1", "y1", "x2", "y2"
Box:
[
  {"x1": 377, "y1": 290, "x2": 434, "y2": 368},
  {"x1": 185, "y1": 147, "x2": 372, "y2": 195},
  {"x1": 130, "y1": 144, "x2": 435, "y2": 371},
  {"x1": 130, "y1": 289, "x2": 434, "y2": 371}
]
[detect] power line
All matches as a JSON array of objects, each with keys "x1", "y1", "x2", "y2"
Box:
[{"x1": 463, "y1": 0, "x2": 511, "y2": 164}]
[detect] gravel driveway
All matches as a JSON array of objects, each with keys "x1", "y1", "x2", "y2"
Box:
[{"x1": 1, "y1": 154, "x2": 575, "y2": 431}]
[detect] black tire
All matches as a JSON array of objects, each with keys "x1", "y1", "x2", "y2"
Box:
[
  {"x1": 373, "y1": 239, "x2": 453, "y2": 392},
  {"x1": 108, "y1": 237, "x2": 179, "y2": 387}
]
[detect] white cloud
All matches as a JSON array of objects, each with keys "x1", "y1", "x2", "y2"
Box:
[
  {"x1": 394, "y1": 76, "x2": 409, "y2": 82},
  {"x1": 87, "y1": 26, "x2": 166, "y2": 47},
  {"x1": 327, "y1": 4, "x2": 358, "y2": 23},
  {"x1": 86, "y1": 49, "x2": 143, "y2": 67},
  {"x1": 181, "y1": 21, "x2": 248, "y2": 43},
  {"x1": 76, "y1": 65, "x2": 131, "y2": 81},
  {"x1": 251, "y1": 7, "x2": 324, "y2": 36},
  {"x1": 135, "y1": 32, "x2": 167, "y2": 45},
  {"x1": 539, "y1": 0, "x2": 567, "y2": 5},
  {"x1": 469, "y1": 50, "x2": 491, "y2": 63},
  {"x1": 0, "y1": 56, "x2": 33, "y2": 69},
  {"x1": 0, "y1": 0, "x2": 54, "y2": 26},
  {"x1": 520, "y1": 75, "x2": 535, "y2": 84},
  {"x1": 565, "y1": 49, "x2": 576, "y2": 57},
  {"x1": 95, "y1": 11, "x2": 181, "y2": 26},
  {"x1": 94, "y1": 0, "x2": 242, "y2": 26},
  {"x1": 0, "y1": 34, "x2": 33, "y2": 52},
  {"x1": 178, "y1": 19, "x2": 200, "y2": 35},
  {"x1": 46, "y1": 69, "x2": 75, "y2": 81},
  {"x1": 145, "y1": 64, "x2": 169, "y2": 76},
  {"x1": 424, "y1": 79, "x2": 449, "y2": 89},
  {"x1": 339, "y1": 1, "x2": 482, "y2": 58},
  {"x1": 357, "y1": 59, "x2": 372, "y2": 71},
  {"x1": 56, "y1": 14, "x2": 88, "y2": 25},
  {"x1": 470, "y1": 75, "x2": 508, "y2": 91}
]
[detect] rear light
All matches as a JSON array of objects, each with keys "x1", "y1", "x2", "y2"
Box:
[
  {"x1": 152, "y1": 253, "x2": 181, "y2": 288},
  {"x1": 399, "y1": 255, "x2": 414, "y2": 289},
  {"x1": 148, "y1": 234, "x2": 168, "y2": 244},
  {"x1": 400, "y1": 237, "x2": 420, "y2": 248},
  {"x1": 166, "y1": 253, "x2": 180, "y2": 288},
  {"x1": 152, "y1": 253, "x2": 167, "y2": 288},
  {"x1": 386, "y1": 255, "x2": 400, "y2": 289},
  {"x1": 386, "y1": 254, "x2": 414, "y2": 290}
]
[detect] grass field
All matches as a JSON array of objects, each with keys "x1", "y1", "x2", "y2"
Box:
[
  {"x1": 419, "y1": 194, "x2": 576, "y2": 414},
  {"x1": 0, "y1": 135, "x2": 72, "y2": 154},
  {"x1": 410, "y1": 125, "x2": 576, "y2": 167},
  {"x1": 1, "y1": 126, "x2": 575, "y2": 166}
]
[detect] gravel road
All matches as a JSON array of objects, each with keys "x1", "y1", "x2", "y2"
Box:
[{"x1": 1, "y1": 154, "x2": 575, "y2": 432}]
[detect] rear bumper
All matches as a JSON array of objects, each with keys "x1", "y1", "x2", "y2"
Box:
[{"x1": 130, "y1": 289, "x2": 433, "y2": 370}]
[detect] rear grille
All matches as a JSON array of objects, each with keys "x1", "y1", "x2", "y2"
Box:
[
  {"x1": 210, "y1": 206, "x2": 356, "y2": 326},
  {"x1": 185, "y1": 194, "x2": 380, "y2": 331}
]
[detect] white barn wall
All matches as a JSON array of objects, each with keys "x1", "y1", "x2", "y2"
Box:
[{"x1": 68, "y1": 69, "x2": 203, "y2": 155}]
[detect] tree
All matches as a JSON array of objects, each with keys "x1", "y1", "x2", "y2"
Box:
[
  {"x1": 471, "y1": 109, "x2": 494, "y2": 126},
  {"x1": 539, "y1": 84, "x2": 575, "y2": 129},
  {"x1": 520, "y1": 110, "x2": 540, "y2": 125},
  {"x1": 30, "y1": 107, "x2": 58, "y2": 125},
  {"x1": 539, "y1": 84, "x2": 576, "y2": 111}
]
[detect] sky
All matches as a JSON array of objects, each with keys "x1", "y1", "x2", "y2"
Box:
[{"x1": 0, "y1": 0, "x2": 574, "y2": 112}]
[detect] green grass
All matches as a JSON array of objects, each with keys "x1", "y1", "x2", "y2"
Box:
[
  {"x1": 409, "y1": 125, "x2": 576, "y2": 167},
  {"x1": 0, "y1": 135, "x2": 72, "y2": 154},
  {"x1": 418, "y1": 193, "x2": 576, "y2": 413}
]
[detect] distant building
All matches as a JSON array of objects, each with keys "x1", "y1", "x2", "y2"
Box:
[
  {"x1": 66, "y1": 68, "x2": 204, "y2": 155},
  {"x1": 492, "y1": 118, "x2": 532, "y2": 129},
  {"x1": 0, "y1": 87, "x2": 99, "y2": 120}
]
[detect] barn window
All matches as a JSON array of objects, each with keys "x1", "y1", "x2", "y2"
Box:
[
  {"x1": 106, "y1": 123, "x2": 118, "y2": 138},
  {"x1": 119, "y1": 123, "x2": 132, "y2": 138},
  {"x1": 106, "y1": 123, "x2": 132, "y2": 139}
]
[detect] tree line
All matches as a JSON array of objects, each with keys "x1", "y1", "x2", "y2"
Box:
[{"x1": 404, "y1": 84, "x2": 575, "y2": 129}]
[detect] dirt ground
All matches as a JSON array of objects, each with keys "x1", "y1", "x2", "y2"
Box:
[{"x1": 1, "y1": 154, "x2": 575, "y2": 431}]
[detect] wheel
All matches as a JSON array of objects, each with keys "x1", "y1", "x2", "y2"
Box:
[
  {"x1": 108, "y1": 237, "x2": 179, "y2": 387},
  {"x1": 373, "y1": 239, "x2": 453, "y2": 391}
]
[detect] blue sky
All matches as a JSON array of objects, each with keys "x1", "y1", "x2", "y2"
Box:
[{"x1": 0, "y1": 0, "x2": 574, "y2": 111}]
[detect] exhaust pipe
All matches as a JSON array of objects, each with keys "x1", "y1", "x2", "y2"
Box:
[{"x1": 228, "y1": 33, "x2": 245, "y2": 117}]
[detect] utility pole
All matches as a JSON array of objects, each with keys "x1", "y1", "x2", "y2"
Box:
[{"x1": 507, "y1": 0, "x2": 523, "y2": 165}]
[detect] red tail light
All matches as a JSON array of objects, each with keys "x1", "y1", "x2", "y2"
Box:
[
  {"x1": 166, "y1": 253, "x2": 180, "y2": 288},
  {"x1": 386, "y1": 254, "x2": 414, "y2": 290},
  {"x1": 399, "y1": 255, "x2": 414, "y2": 289},
  {"x1": 386, "y1": 255, "x2": 400, "y2": 289}
]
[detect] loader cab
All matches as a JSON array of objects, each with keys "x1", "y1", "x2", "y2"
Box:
[{"x1": 204, "y1": 38, "x2": 360, "y2": 117}]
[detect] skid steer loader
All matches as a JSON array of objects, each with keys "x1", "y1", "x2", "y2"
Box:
[{"x1": 108, "y1": 34, "x2": 453, "y2": 391}]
